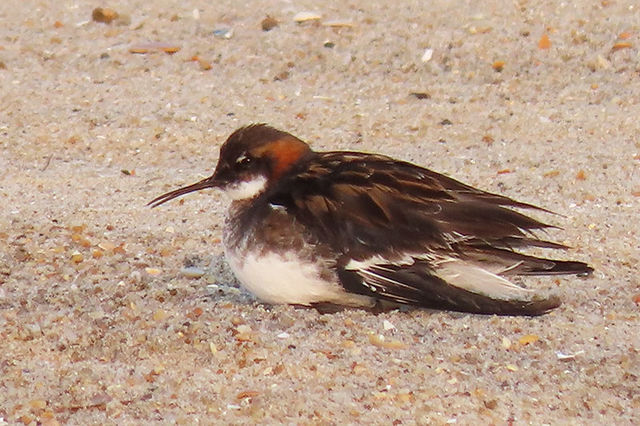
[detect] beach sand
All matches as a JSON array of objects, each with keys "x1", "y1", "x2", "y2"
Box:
[{"x1": 1, "y1": 1, "x2": 638, "y2": 424}]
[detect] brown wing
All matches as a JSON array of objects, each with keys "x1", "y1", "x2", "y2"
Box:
[
  {"x1": 336, "y1": 259, "x2": 563, "y2": 316},
  {"x1": 265, "y1": 151, "x2": 591, "y2": 315},
  {"x1": 270, "y1": 151, "x2": 565, "y2": 259}
]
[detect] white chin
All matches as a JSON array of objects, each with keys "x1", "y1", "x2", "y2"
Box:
[{"x1": 223, "y1": 175, "x2": 268, "y2": 201}]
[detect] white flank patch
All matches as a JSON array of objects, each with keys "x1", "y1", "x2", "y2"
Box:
[
  {"x1": 347, "y1": 254, "x2": 534, "y2": 302},
  {"x1": 433, "y1": 258, "x2": 534, "y2": 301},
  {"x1": 224, "y1": 175, "x2": 267, "y2": 201},
  {"x1": 224, "y1": 249, "x2": 372, "y2": 307},
  {"x1": 345, "y1": 254, "x2": 423, "y2": 271}
]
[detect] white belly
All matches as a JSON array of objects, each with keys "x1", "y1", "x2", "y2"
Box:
[{"x1": 224, "y1": 247, "x2": 373, "y2": 307}]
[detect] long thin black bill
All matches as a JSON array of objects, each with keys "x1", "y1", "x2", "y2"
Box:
[{"x1": 148, "y1": 177, "x2": 216, "y2": 208}]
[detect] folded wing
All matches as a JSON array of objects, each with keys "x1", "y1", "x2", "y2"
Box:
[{"x1": 269, "y1": 151, "x2": 592, "y2": 315}]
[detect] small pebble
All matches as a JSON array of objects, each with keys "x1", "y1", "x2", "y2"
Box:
[
  {"x1": 29, "y1": 399, "x2": 47, "y2": 410},
  {"x1": 70, "y1": 251, "x2": 83, "y2": 263},
  {"x1": 98, "y1": 241, "x2": 116, "y2": 251},
  {"x1": 611, "y1": 42, "x2": 632, "y2": 52},
  {"x1": 556, "y1": 350, "x2": 584, "y2": 361},
  {"x1": 492, "y1": 60, "x2": 505, "y2": 72},
  {"x1": 368, "y1": 333, "x2": 407, "y2": 349},
  {"x1": 519, "y1": 334, "x2": 540, "y2": 345},
  {"x1": 421, "y1": 48, "x2": 433, "y2": 63},
  {"x1": 145, "y1": 267, "x2": 162, "y2": 276},
  {"x1": 181, "y1": 266, "x2": 205, "y2": 279},
  {"x1": 92, "y1": 7, "x2": 119, "y2": 24},
  {"x1": 538, "y1": 33, "x2": 551, "y2": 49},
  {"x1": 274, "y1": 70, "x2": 290, "y2": 81},
  {"x1": 261, "y1": 16, "x2": 278, "y2": 31},
  {"x1": 235, "y1": 324, "x2": 254, "y2": 342},
  {"x1": 410, "y1": 92, "x2": 431, "y2": 100},
  {"x1": 236, "y1": 390, "x2": 260, "y2": 399},
  {"x1": 153, "y1": 309, "x2": 168, "y2": 321},
  {"x1": 502, "y1": 337, "x2": 512, "y2": 349},
  {"x1": 293, "y1": 11, "x2": 322, "y2": 23},
  {"x1": 236, "y1": 324, "x2": 251, "y2": 334},
  {"x1": 213, "y1": 28, "x2": 233, "y2": 39},
  {"x1": 129, "y1": 42, "x2": 181, "y2": 55}
]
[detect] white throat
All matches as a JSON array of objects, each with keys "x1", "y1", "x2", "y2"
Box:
[{"x1": 224, "y1": 175, "x2": 268, "y2": 201}]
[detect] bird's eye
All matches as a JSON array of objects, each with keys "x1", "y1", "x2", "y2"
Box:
[{"x1": 236, "y1": 155, "x2": 253, "y2": 168}]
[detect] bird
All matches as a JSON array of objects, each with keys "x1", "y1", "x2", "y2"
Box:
[{"x1": 149, "y1": 124, "x2": 592, "y2": 316}]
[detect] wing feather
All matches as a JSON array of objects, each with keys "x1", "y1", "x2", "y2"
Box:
[
  {"x1": 340, "y1": 256, "x2": 560, "y2": 316},
  {"x1": 266, "y1": 150, "x2": 592, "y2": 314},
  {"x1": 275, "y1": 151, "x2": 559, "y2": 257}
]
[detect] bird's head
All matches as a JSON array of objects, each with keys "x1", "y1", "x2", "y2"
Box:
[{"x1": 148, "y1": 124, "x2": 312, "y2": 207}]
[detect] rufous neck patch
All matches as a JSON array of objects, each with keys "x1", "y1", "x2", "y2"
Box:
[{"x1": 261, "y1": 136, "x2": 311, "y2": 180}]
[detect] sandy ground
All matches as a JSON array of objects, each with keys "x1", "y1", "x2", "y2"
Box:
[{"x1": 1, "y1": 0, "x2": 639, "y2": 424}]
